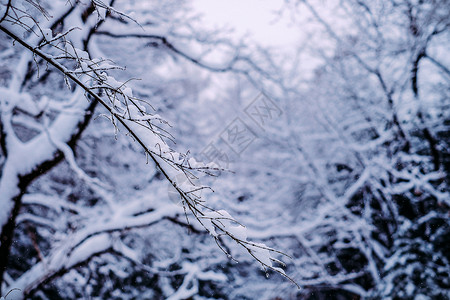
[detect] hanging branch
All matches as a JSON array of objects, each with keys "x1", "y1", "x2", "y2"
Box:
[{"x1": 0, "y1": 0, "x2": 299, "y2": 287}]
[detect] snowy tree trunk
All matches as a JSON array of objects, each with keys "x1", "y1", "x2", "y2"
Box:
[{"x1": 0, "y1": 94, "x2": 97, "y2": 293}]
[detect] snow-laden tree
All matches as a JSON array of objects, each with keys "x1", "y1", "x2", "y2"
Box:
[
  {"x1": 0, "y1": 1, "x2": 296, "y2": 298},
  {"x1": 265, "y1": 0, "x2": 450, "y2": 297},
  {"x1": 173, "y1": 0, "x2": 446, "y2": 298}
]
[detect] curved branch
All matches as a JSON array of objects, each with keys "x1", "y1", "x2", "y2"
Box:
[
  {"x1": 0, "y1": 0, "x2": 12, "y2": 24},
  {"x1": 93, "y1": 30, "x2": 280, "y2": 85},
  {"x1": 424, "y1": 53, "x2": 450, "y2": 77}
]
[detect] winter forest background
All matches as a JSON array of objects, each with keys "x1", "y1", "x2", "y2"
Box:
[{"x1": 0, "y1": 0, "x2": 449, "y2": 299}]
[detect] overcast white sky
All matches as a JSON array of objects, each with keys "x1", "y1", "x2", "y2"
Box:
[{"x1": 191, "y1": 0, "x2": 300, "y2": 48}]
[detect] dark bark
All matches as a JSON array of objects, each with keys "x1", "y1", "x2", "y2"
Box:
[
  {"x1": 411, "y1": 49, "x2": 441, "y2": 170},
  {"x1": 0, "y1": 185, "x2": 23, "y2": 294}
]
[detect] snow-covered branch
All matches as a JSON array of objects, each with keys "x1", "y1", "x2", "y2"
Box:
[{"x1": 0, "y1": 0, "x2": 298, "y2": 293}]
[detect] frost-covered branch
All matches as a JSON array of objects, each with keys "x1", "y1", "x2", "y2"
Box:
[{"x1": 0, "y1": 0, "x2": 298, "y2": 291}]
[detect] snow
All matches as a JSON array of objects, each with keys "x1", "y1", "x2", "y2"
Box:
[
  {"x1": 66, "y1": 234, "x2": 110, "y2": 267},
  {"x1": 1, "y1": 0, "x2": 449, "y2": 298},
  {"x1": 227, "y1": 225, "x2": 247, "y2": 241},
  {"x1": 201, "y1": 212, "x2": 219, "y2": 237},
  {"x1": 0, "y1": 164, "x2": 20, "y2": 229},
  {"x1": 414, "y1": 295, "x2": 430, "y2": 300},
  {"x1": 41, "y1": 28, "x2": 52, "y2": 41}
]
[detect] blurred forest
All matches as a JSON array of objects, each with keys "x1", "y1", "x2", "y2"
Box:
[{"x1": 0, "y1": 0, "x2": 449, "y2": 299}]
